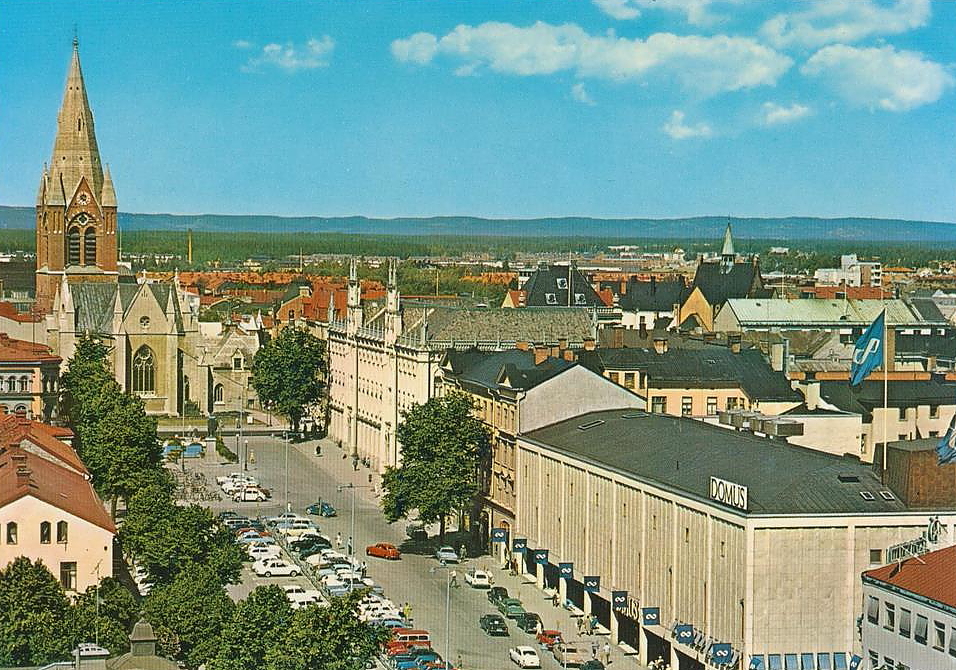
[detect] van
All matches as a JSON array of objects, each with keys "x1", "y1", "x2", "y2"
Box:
[{"x1": 389, "y1": 629, "x2": 431, "y2": 650}]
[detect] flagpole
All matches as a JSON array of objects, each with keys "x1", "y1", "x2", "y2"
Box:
[{"x1": 882, "y1": 305, "x2": 888, "y2": 484}]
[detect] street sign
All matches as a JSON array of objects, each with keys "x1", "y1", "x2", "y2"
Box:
[
  {"x1": 674, "y1": 624, "x2": 694, "y2": 644},
  {"x1": 513, "y1": 538, "x2": 527, "y2": 552},
  {"x1": 533, "y1": 549, "x2": 549, "y2": 564},
  {"x1": 612, "y1": 591, "x2": 628, "y2": 612},
  {"x1": 559, "y1": 562, "x2": 574, "y2": 579},
  {"x1": 583, "y1": 576, "x2": 600, "y2": 592},
  {"x1": 491, "y1": 528, "x2": 508, "y2": 543},
  {"x1": 711, "y1": 643, "x2": 733, "y2": 664},
  {"x1": 642, "y1": 607, "x2": 660, "y2": 626}
]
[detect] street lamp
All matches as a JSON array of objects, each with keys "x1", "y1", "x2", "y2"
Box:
[
  {"x1": 336, "y1": 483, "x2": 371, "y2": 561},
  {"x1": 429, "y1": 563, "x2": 453, "y2": 669}
]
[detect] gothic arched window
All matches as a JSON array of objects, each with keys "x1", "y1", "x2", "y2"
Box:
[
  {"x1": 132, "y1": 346, "x2": 156, "y2": 394},
  {"x1": 84, "y1": 227, "x2": 96, "y2": 266},
  {"x1": 214, "y1": 384, "x2": 224, "y2": 403},
  {"x1": 67, "y1": 227, "x2": 81, "y2": 266}
]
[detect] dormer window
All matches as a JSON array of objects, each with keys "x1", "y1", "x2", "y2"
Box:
[
  {"x1": 233, "y1": 356, "x2": 243, "y2": 370},
  {"x1": 556, "y1": 278, "x2": 568, "y2": 290},
  {"x1": 574, "y1": 293, "x2": 587, "y2": 305},
  {"x1": 545, "y1": 293, "x2": 558, "y2": 305}
]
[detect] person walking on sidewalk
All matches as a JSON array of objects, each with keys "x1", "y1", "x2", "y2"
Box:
[
  {"x1": 335, "y1": 532, "x2": 342, "y2": 548},
  {"x1": 449, "y1": 569, "x2": 459, "y2": 588},
  {"x1": 459, "y1": 543, "x2": 467, "y2": 561},
  {"x1": 603, "y1": 641, "x2": 611, "y2": 665}
]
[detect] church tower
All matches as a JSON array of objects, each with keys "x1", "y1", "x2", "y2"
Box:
[{"x1": 35, "y1": 38, "x2": 118, "y2": 313}]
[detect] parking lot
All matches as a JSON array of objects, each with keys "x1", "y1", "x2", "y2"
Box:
[{"x1": 176, "y1": 433, "x2": 640, "y2": 669}]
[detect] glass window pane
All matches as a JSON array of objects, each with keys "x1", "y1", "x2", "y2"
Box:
[
  {"x1": 800, "y1": 653, "x2": 815, "y2": 670},
  {"x1": 816, "y1": 654, "x2": 831, "y2": 670},
  {"x1": 785, "y1": 654, "x2": 799, "y2": 670},
  {"x1": 769, "y1": 655, "x2": 783, "y2": 670}
]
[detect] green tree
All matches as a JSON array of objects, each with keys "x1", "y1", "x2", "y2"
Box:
[
  {"x1": 0, "y1": 557, "x2": 71, "y2": 665},
  {"x1": 211, "y1": 586, "x2": 293, "y2": 670},
  {"x1": 144, "y1": 564, "x2": 235, "y2": 669},
  {"x1": 59, "y1": 335, "x2": 114, "y2": 429},
  {"x1": 250, "y1": 327, "x2": 326, "y2": 431},
  {"x1": 121, "y1": 482, "x2": 242, "y2": 587},
  {"x1": 381, "y1": 392, "x2": 491, "y2": 543},
  {"x1": 65, "y1": 578, "x2": 140, "y2": 655},
  {"x1": 265, "y1": 591, "x2": 390, "y2": 670}
]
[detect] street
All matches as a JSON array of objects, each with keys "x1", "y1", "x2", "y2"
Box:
[{"x1": 183, "y1": 433, "x2": 641, "y2": 670}]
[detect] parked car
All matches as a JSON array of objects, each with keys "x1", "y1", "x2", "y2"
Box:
[
  {"x1": 479, "y1": 613, "x2": 510, "y2": 636},
  {"x1": 366, "y1": 542, "x2": 401, "y2": 559},
  {"x1": 222, "y1": 517, "x2": 252, "y2": 530},
  {"x1": 509, "y1": 646, "x2": 541, "y2": 669},
  {"x1": 516, "y1": 612, "x2": 542, "y2": 634},
  {"x1": 234, "y1": 487, "x2": 268, "y2": 502},
  {"x1": 237, "y1": 533, "x2": 275, "y2": 545},
  {"x1": 283, "y1": 584, "x2": 322, "y2": 609},
  {"x1": 535, "y1": 630, "x2": 562, "y2": 650},
  {"x1": 488, "y1": 586, "x2": 509, "y2": 605},
  {"x1": 266, "y1": 512, "x2": 309, "y2": 526},
  {"x1": 247, "y1": 544, "x2": 281, "y2": 561},
  {"x1": 497, "y1": 598, "x2": 527, "y2": 619},
  {"x1": 553, "y1": 642, "x2": 588, "y2": 667},
  {"x1": 280, "y1": 520, "x2": 319, "y2": 537},
  {"x1": 464, "y1": 569, "x2": 491, "y2": 588},
  {"x1": 252, "y1": 558, "x2": 299, "y2": 577},
  {"x1": 306, "y1": 500, "x2": 337, "y2": 517},
  {"x1": 580, "y1": 661, "x2": 605, "y2": 670},
  {"x1": 434, "y1": 546, "x2": 459, "y2": 564},
  {"x1": 290, "y1": 533, "x2": 331, "y2": 549},
  {"x1": 216, "y1": 510, "x2": 238, "y2": 521}
]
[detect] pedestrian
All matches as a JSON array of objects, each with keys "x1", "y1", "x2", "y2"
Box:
[
  {"x1": 352, "y1": 454, "x2": 358, "y2": 471},
  {"x1": 450, "y1": 569, "x2": 458, "y2": 587},
  {"x1": 552, "y1": 592, "x2": 559, "y2": 608},
  {"x1": 347, "y1": 535, "x2": 353, "y2": 554},
  {"x1": 603, "y1": 641, "x2": 611, "y2": 665},
  {"x1": 459, "y1": 543, "x2": 467, "y2": 560},
  {"x1": 456, "y1": 654, "x2": 463, "y2": 670},
  {"x1": 335, "y1": 532, "x2": 342, "y2": 548},
  {"x1": 535, "y1": 619, "x2": 543, "y2": 636},
  {"x1": 360, "y1": 561, "x2": 367, "y2": 576},
  {"x1": 576, "y1": 617, "x2": 584, "y2": 636},
  {"x1": 591, "y1": 641, "x2": 598, "y2": 659}
]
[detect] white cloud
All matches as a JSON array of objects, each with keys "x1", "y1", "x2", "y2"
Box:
[
  {"x1": 593, "y1": 0, "x2": 742, "y2": 25},
  {"x1": 801, "y1": 44, "x2": 953, "y2": 112},
  {"x1": 391, "y1": 22, "x2": 792, "y2": 95},
  {"x1": 761, "y1": 101, "x2": 811, "y2": 125},
  {"x1": 241, "y1": 36, "x2": 335, "y2": 72},
  {"x1": 233, "y1": 39, "x2": 254, "y2": 50},
  {"x1": 571, "y1": 82, "x2": 596, "y2": 105},
  {"x1": 761, "y1": 0, "x2": 931, "y2": 48},
  {"x1": 662, "y1": 110, "x2": 712, "y2": 139}
]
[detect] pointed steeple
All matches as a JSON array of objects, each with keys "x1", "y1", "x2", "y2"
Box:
[
  {"x1": 35, "y1": 165, "x2": 49, "y2": 205},
  {"x1": 721, "y1": 222, "x2": 735, "y2": 258},
  {"x1": 49, "y1": 38, "x2": 104, "y2": 203},
  {"x1": 101, "y1": 164, "x2": 116, "y2": 207}
]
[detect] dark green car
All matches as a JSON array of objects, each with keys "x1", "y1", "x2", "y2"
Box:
[
  {"x1": 516, "y1": 612, "x2": 542, "y2": 633},
  {"x1": 487, "y1": 586, "x2": 509, "y2": 606},
  {"x1": 479, "y1": 613, "x2": 509, "y2": 636},
  {"x1": 496, "y1": 597, "x2": 526, "y2": 619}
]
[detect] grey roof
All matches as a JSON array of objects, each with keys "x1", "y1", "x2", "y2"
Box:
[
  {"x1": 71, "y1": 282, "x2": 117, "y2": 333},
  {"x1": 691, "y1": 260, "x2": 767, "y2": 305},
  {"x1": 724, "y1": 298, "x2": 945, "y2": 327},
  {"x1": 442, "y1": 348, "x2": 576, "y2": 394},
  {"x1": 522, "y1": 264, "x2": 603, "y2": 307},
  {"x1": 522, "y1": 409, "x2": 911, "y2": 516},
  {"x1": 908, "y1": 298, "x2": 946, "y2": 323},
  {"x1": 819, "y1": 379, "x2": 956, "y2": 422},
  {"x1": 578, "y1": 346, "x2": 801, "y2": 402},
  {"x1": 392, "y1": 306, "x2": 595, "y2": 347},
  {"x1": 618, "y1": 277, "x2": 688, "y2": 313}
]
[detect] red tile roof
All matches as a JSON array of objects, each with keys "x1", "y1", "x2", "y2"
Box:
[
  {"x1": 0, "y1": 446, "x2": 115, "y2": 533},
  {"x1": 0, "y1": 334, "x2": 61, "y2": 364},
  {"x1": 864, "y1": 544, "x2": 956, "y2": 610},
  {"x1": 0, "y1": 302, "x2": 44, "y2": 323},
  {"x1": 0, "y1": 415, "x2": 84, "y2": 475}
]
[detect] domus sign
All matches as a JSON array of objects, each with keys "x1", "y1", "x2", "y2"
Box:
[{"x1": 710, "y1": 476, "x2": 748, "y2": 511}]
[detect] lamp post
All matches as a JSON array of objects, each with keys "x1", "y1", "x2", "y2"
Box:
[
  {"x1": 429, "y1": 563, "x2": 453, "y2": 668},
  {"x1": 337, "y1": 483, "x2": 370, "y2": 561}
]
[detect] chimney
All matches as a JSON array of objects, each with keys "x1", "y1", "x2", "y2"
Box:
[
  {"x1": 612, "y1": 326, "x2": 624, "y2": 349},
  {"x1": 557, "y1": 337, "x2": 568, "y2": 351},
  {"x1": 534, "y1": 343, "x2": 549, "y2": 365},
  {"x1": 563, "y1": 349, "x2": 576, "y2": 362},
  {"x1": 515, "y1": 340, "x2": 530, "y2": 351},
  {"x1": 653, "y1": 337, "x2": 668, "y2": 355},
  {"x1": 298, "y1": 285, "x2": 310, "y2": 297},
  {"x1": 728, "y1": 333, "x2": 742, "y2": 354},
  {"x1": 770, "y1": 342, "x2": 784, "y2": 372},
  {"x1": 583, "y1": 337, "x2": 596, "y2": 351},
  {"x1": 803, "y1": 382, "x2": 821, "y2": 411}
]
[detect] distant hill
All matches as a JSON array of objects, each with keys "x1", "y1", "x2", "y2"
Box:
[{"x1": 1, "y1": 205, "x2": 953, "y2": 242}]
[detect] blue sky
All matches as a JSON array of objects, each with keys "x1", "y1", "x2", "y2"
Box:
[{"x1": 1, "y1": 0, "x2": 954, "y2": 222}]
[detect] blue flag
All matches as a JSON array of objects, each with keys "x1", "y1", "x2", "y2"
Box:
[
  {"x1": 937, "y1": 413, "x2": 956, "y2": 465},
  {"x1": 850, "y1": 310, "x2": 885, "y2": 386}
]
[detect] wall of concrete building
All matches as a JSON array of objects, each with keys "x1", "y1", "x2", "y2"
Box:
[{"x1": 785, "y1": 413, "x2": 864, "y2": 459}]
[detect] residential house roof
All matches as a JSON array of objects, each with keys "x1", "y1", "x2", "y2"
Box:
[
  {"x1": 722, "y1": 298, "x2": 946, "y2": 327},
  {"x1": 819, "y1": 379, "x2": 956, "y2": 423},
  {"x1": 442, "y1": 348, "x2": 576, "y2": 394},
  {"x1": 690, "y1": 260, "x2": 769, "y2": 306},
  {"x1": 0, "y1": 415, "x2": 83, "y2": 474},
  {"x1": 522, "y1": 409, "x2": 909, "y2": 516},
  {"x1": 619, "y1": 277, "x2": 688, "y2": 313},
  {"x1": 0, "y1": 334, "x2": 60, "y2": 364},
  {"x1": 521, "y1": 265, "x2": 606, "y2": 308},
  {"x1": 864, "y1": 544, "x2": 956, "y2": 612}
]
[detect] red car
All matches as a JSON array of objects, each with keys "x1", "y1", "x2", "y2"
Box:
[
  {"x1": 366, "y1": 542, "x2": 401, "y2": 559},
  {"x1": 536, "y1": 629, "x2": 563, "y2": 650}
]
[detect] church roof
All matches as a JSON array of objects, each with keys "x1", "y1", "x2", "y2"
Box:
[
  {"x1": 47, "y1": 40, "x2": 105, "y2": 205},
  {"x1": 720, "y1": 222, "x2": 735, "y2": 257},
  {"x1": 71, "y1": 283, "x2": 118, "y2": 334}
]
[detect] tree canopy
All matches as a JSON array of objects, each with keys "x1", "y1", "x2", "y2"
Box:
[
  {"x1": 250, "y1": 327, "x2": 326, "y2": 431},
  {"x1": 211, "y1": 586, "x2": 293, "y2": 670},
  {"x1": 0, "y1": 557, "x2": 72, "y2": 666},
  {"x1": 381, "y1": 392, "x2": 490, "y2": 542}
]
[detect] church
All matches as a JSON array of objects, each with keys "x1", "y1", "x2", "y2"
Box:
[{"x1": 22, "y1": 40, "x2": 259, "y2": 418}]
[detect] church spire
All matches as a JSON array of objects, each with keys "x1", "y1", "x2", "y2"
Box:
[
  {"x1": 101, "y1": 164, "x2": 116, "y2": 207},
  {"x1": 721, "y1": 222, "x2": 735, "y2": 258},
  {"x1": 49, "y1": 37, "x2": 104, "y2": 202}
]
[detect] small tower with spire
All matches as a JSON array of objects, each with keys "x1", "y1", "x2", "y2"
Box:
[
  {"x1": 346, "y1": 257, "x2": 363, "y2": 335},
  {"x1": 35, "y1": 38, "x2": 118, "y2": 313},
  {"x1": 720, "y1": 221, "x2": 735, "y2": 274}
]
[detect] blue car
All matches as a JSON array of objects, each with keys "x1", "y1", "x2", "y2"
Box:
[{"x1": 306, "y1": 500, "x2": 337, "y2": 517}]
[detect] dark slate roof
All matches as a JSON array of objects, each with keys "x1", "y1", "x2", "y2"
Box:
[
  {"x1": 522, "y1": 410, "x2": 910, "y2": 516},
  {"x1": 522, "y1": 265, "x2": 603, "y2": 307},
  {"x1": 895, "y1": 332, "x2": 956, "y2": 361},
  {"x1": 578, "y1": 346, "x2": 801, "y2": 402},
  {"x1": 819, "y1": 379, "x2": 956, "y2": 422},
  {"x1": 71, "y1": 283, "x2": 117, "y2": 334},
  {"x1": 909, "y1": 298, "x2": 946, "y2": 323},
  {"x1": 618, "y1": 278, "x2": 688, "y2": 312},
  {"x1": 691, "y1": 260, "x2": 766, "y2": 305},
  {"x1": 390, "y1": 306, "x2": 595, "y2": 347},
  {"x1": 442, "y1": 348, "x2": 576, "y2": 393}
]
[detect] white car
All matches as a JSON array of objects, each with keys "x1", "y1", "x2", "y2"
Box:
[
  {"x1": 464, "y1": 569, "x2": 492, "y2": 589},
  {"x1": 283, "y1": 584, "x2": 323, "y2": 609},
  {"x1": 267, "y1": 512, "x2": 309, "y2": 526},
  {"x1": 252, "y1": 558, "x2": 300, "y2": 577},
  {"x1": 215, "y1": 472, "x2": 245, "y2": 486},
  {"x1": 509, "y1": 646, "x2": 541, "y2": 668},
  {"x1": 247, "y1": 545, "x2": 282, "y2": 561},
  {"x1": 279, "y1": 520, "x2": 318, "y2": 537},
  {"x1": 234, "y1": 487, "x2": 267, "y2": 502}
]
